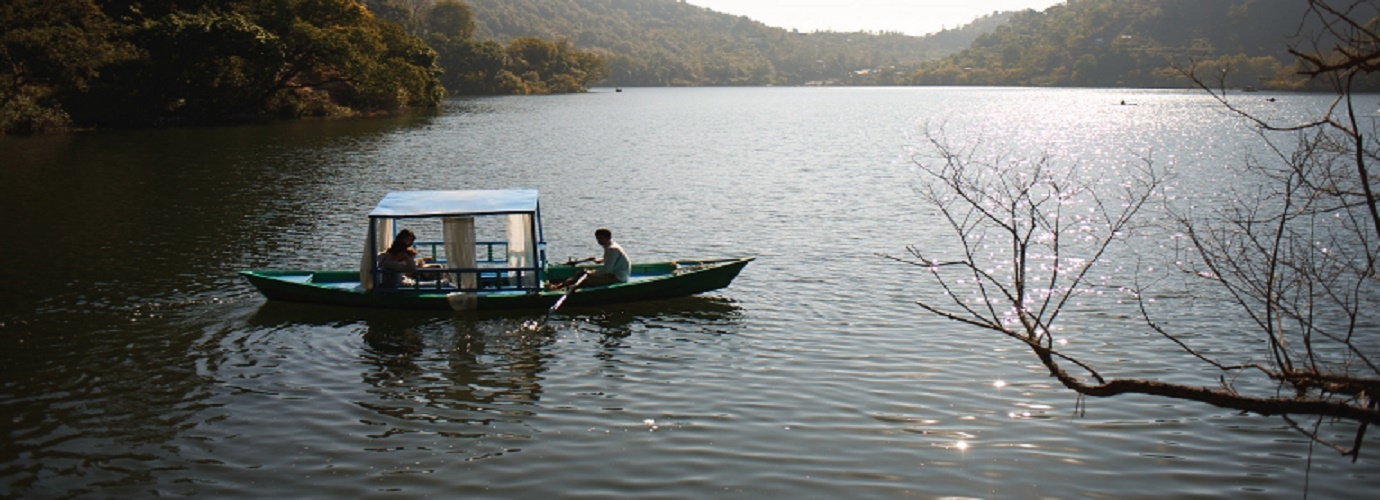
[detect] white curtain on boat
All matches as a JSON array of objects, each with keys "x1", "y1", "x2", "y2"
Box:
[
  {"x1": 443, "y1": 217, "x2": 476, "y2": 289},
  {"x1": 377, "y1": 218, "x2": 395, "y2": 256},
  {"x1": 506, "y1": 214, "x2": 536, "y2": 287},
  {"x1": 359, "y1": 219, "x2": 394, "y2": 291}
]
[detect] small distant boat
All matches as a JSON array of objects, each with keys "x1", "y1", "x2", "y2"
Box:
[
  {"x1": 240, "y1": 190, "x2": 751, "y2": 311},
  {"x1": 616, "y1": 87, "x2": 623, "y2": 93}
]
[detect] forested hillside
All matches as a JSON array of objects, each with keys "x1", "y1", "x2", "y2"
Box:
[
  {"x1": 1, "y1": 0, "x2": 611, "y2": 134},
  {"x1": 459, "y1": 0, "x2": 1014, "y2": 86},
  {"x1": 2, "y1": 0, "x2": 446, "y2": 133},
  {"x1": 21, "y1": 0, "x2": 1342, "y2": 134},
  {"x1": 363, "y1": 0, "x2": 610, "y2": 95},
  {"x1": 905, "y1": 0, "x2": 1380, "y2": 90}
]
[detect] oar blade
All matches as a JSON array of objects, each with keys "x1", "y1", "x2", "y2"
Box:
[{"x1": 542, "y1": 273, "x2": 588, "y2": 324}]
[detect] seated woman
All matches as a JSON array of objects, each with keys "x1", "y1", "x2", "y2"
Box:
[{"x1": 377, "y1": 229, "x2": 440, "y2": 288}]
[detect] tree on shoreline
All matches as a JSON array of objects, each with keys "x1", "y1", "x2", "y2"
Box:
[
  {"x1": 0, "y1": 0, "x2": 612, "y2": 133},
  {"x1": 0, "y1": 0, "x2": 134, "y2": 133},
  {"x1": 2, "y1": 0, "x2": 444, "y2": 134},
  {"x1": 893, "y1": 0, "x2": 1379, "y2": 458},
  {"x1": 373, "y1": 0, "x2": 608, "y2": 95}
]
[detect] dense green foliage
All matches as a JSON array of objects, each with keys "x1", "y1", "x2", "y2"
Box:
[
  {"x1": 1, "y1": 0, "x2": 445, "y2": 133},
  {"x1": 408, "y1": 0, "x2": 1380, "y2": 90},
  {"x1": 366, "y1": 0, "x2": 609, "y2": 94},
  {"x1": 15, "y1": 0, "x2": 1352, "y2": 134},
  {"x1": 1, "y1": 0, "x2": 134, "y2": 133},
  {"x1": 457, "y1": 0, "x2": 1008, "y2": 86},
  {"x1": 905, "y1": 0, "x2": 1380, "y2": 90}
]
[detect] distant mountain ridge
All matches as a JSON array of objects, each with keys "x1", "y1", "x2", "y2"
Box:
[
  {"x1": 459, "y1": 0, "x2": 1380, "y2": 90},
  {"x1": 904, "y1": 0, "x2": 1380, "y2": 90},
  {"x1": 459, "y1": 0, "x2": 1018, "y2": 86}
]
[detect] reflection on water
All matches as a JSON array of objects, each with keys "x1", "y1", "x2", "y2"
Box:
[
  {"x1": 357, "y1": 318, "x2": 550, "y2": 461},
  {"x1": 565, "y1": 296, "x2": 744, "y2": 337},
  {"x1": 243, "y1": 303, "x2": 557, "y2": 456},
  {"x1": 209, "y1": 295, "x2": 746, "y2": 478}
]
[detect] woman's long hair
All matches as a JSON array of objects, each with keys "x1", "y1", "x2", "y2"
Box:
[{"x1": 387, "y1": 229, "x2": 419, "y2": 256}]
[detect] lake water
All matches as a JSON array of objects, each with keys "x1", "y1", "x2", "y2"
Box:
[{"x1": 2, "y1": 87, "x2": 1377, "y2": 498}]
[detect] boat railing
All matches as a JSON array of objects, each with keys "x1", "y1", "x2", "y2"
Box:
[
  {"x1": 376, "y1": 240, "x2": 539, "y2": 293},
  {"x1": 374, "y1": 265, "x2": 543, "y2": 294},
  {"x1": 414, "y1": 240, "x2": 509, "y2": 264}
]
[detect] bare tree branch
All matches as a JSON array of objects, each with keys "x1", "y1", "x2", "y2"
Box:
[{"x1": 892, "y1": 2, "x2": 1380, "y2": 459}]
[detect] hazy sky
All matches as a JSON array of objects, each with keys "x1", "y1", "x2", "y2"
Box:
[{"x1": 684, "y1": 1, "x2": 1067, "y2": 36}]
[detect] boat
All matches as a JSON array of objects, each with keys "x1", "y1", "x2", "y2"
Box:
[{"x1": 240, "y1": 189, "x2": 752, "y2": 311}]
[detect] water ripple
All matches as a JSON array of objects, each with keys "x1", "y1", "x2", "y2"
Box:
[{"x1": 3, "y1": 88, "x2": 1379, "y2": 497}]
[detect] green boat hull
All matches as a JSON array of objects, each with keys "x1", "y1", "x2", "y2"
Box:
[{"x1": 240, "y1": 258, "x2": 752, "y2": 311}]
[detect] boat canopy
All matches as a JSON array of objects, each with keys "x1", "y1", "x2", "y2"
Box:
[
  {"x1": 369, "y1": 189, "x2": 540, "y2": 218},
  {"x1": 361, "y1": 189, "x2": 545, "y2": 297}
]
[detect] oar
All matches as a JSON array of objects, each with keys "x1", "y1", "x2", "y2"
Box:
[{"x1": 543, "y1": 272, "x2": 588, "y2": 324}]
